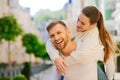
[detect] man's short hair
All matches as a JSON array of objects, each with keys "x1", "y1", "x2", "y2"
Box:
[{"x1": 46, "y1": 20, "x2": 67, "y2": 32}]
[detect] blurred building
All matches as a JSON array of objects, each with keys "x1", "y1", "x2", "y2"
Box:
[
  {"x1": 64, "y1": 0, "x2": 106, "y2": 19},
  {"x1": 0, "y1": 0, "x2": 42, "y2": 64},
  {"x1": 65, "y1": 0, "x2": 120, "y2": 36}
]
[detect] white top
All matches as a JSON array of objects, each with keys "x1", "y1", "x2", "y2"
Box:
[{"x1": 46, "y1": 19, "x2": 115, "y2": 80}]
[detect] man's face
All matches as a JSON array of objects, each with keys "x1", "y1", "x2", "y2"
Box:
[{"x1": 48, "y1": 24, "x2": 70, "y2": 50}]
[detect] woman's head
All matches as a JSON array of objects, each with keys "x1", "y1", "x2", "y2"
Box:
[
  {"x1": 82, "y1": 6, "x2": 100, "y2": 24},
  {"x1": 77, "y1": 6, "x2": 100, "y2": 32}
]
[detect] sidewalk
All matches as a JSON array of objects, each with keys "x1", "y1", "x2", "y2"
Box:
[
  {"x1": 31, "y1": 63, "x2": 52, "y2": 75},
  {"x1": 31, "y1": 64, "x2": 120, "y2": 80},
  {"x1": 31, "y1": 65, "x2": 58, "y2": 80},
  {"x1": 114, "y1": 72, "x2": 120, "y2": 80}
]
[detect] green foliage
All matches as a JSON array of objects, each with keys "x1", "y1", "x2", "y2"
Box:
[
  {"x1": 97, "y1": 60, "x2": 105, "y2": 73},
  {"x1": 115, "y1": 42, "x2": 120, "y2": 53},
  {"x1": 0, "y1": 76, "x2": 10, "y2": 80},
  {"x1": 21, "y1": 62, "x2": 30, "y2": 80},
  {"x1": 0, "y1": 35, "x2": 2, "y2": 42},
  {"x1": 13, "y1": 74, "x2": 27, "y2": 80},
  {"x1": 117, "y1": 42, "x2": 120, "y2": 50},
  {"x1": 0, "y1": 16, "x2": 23, "y2": 41},
  {"x1": 22, "y1": 33, "x2": 40, "y2": 54},
  {"x1": 33, "y1": 10, "x2": 65, "y2": 24},
  {"x1": 22, "y1": 33, "x2": 50, "y2": 59},
  {"x1": 117, "y1": 56, "x2": 120, "y2": 72},
  {"x1": 34, "y1": 43, "x2": 50, "y2": 60}
]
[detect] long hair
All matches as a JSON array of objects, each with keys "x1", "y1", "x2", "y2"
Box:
[{"x1": 82, "y1": 6, "x2": 116, "y2": 63}]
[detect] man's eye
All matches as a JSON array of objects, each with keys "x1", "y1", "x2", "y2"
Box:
[
  {"x1": 57, "y1": 32, "x2": 61, "y2": 34},
  {"x1": 50, "y1": 35, "x2": 54, "y2": 38}
]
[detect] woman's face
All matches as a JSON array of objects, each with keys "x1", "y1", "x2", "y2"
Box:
[{"x1": 77, "y1": 12, "x2": 94, "y2": 32}]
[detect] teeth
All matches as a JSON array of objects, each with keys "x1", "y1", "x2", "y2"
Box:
[{"x1": 56, "y1": 40, "x2": 62, "y2": 44}]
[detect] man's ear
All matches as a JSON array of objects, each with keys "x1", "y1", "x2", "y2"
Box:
[{"x1": 66, "y1": 28, "x2": 71, "y2": 36}]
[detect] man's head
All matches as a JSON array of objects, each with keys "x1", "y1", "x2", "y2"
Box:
[{"x1": 47, "y1": 20, "x2": 70, "y2": 50}]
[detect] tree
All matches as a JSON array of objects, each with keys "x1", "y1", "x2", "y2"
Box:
[
  {"x1": 22, "y1": 33, "x2": 40, "y2": 55},
  {"x1": 34, "y1": 43, "x2": 50, "y2": 60},
  {"x1": 21, "y1": 33, "x2": 49, "y2": 80},
  {"x1": 22, "y1": 33, "x2": 49, "y2": 60},
  {"x1": 0, "y1": 16, "x2": 23, "y2": 80},
  {"x1": 21, "y1": 62, "x2": 30, "y2": 80}
]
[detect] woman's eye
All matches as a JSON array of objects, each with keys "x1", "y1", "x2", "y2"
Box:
[{"x1": 82, "y1": 23, "x2": 85, "y2": 25}]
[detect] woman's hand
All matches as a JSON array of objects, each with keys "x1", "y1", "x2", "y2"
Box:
[{"x1": 54, "y1": 57, "x2": 66, "y2": 75}]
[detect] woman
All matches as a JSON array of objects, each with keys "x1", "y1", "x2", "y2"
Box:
[{"x1": 46, "y1": 6, "x2": 116, "y2": 80}]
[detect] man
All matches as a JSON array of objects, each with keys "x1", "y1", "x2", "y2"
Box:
[
  {"x1": 46, "y1": 20, "x2": 76, "y2": 80},
  {"x1": 46, "y1": 20, "x2": 77, "y2": 75}
]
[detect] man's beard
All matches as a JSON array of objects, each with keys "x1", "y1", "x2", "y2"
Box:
[{"x1": 57, "y1": 38, "x2": 69, "y2": 51}]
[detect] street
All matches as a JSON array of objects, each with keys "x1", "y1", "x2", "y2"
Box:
[
  {"x1": 31, "y1": 65, "x2": 120, "y2": 80},
  {"x1": 31, "y1": 65, "x2": 59, "y2": 80}
]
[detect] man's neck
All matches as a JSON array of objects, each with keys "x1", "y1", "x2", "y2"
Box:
[{"x1": 60, "y1": 40, "x2": 76, "y2": 57}]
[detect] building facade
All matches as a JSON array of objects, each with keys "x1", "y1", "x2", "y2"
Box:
[{"x1": 0, "y1": 0, "x2": 42, "y2": 64}]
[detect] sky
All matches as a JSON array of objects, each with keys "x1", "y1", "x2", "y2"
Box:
[{"x1": 19, "y1": 0, "x2": 68, "y2": 16}]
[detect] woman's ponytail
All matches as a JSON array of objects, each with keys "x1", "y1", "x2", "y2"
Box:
[{"x1": 97, "y1": 12, "x2": 115, "y2": 63}]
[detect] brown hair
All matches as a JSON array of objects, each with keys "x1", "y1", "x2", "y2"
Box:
[
  {"x1": 82, "y1": 6, "x2": 115, "y2": 62},
  {"x1": 46, "y1": 20, "x2": 67, "y2": 32}
]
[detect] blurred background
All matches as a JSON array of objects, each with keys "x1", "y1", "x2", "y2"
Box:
[{"x1": 0, "y1": 0, "x2": 120, "y2": 80}]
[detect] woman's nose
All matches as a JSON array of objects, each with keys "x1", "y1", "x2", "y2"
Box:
[{"x1": 77, "y1": 21, "x2": 81, "y2": 26}]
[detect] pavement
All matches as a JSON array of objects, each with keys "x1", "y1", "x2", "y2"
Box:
[
  {"x1": 30, "y1": 63, "x2": 120, "y2": 80},
  {"x1": 114, "y1": 72, "x2": 120, "y2": 80},
  {"x1": 31, "y1": 65, "x2": 58, "y2": 80},
  {"x1": 31, "y1": 63, "x2": 53, "y2": 75}
]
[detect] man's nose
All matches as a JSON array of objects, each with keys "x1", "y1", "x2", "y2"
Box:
[{"x1": 54, "y1": 35, "x2": 59, "y2": 40}]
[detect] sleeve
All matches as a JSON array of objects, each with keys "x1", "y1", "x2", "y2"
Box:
[
  {"x1": 64, "y1": 18, "x2": 77, "y2": 39},
  {"x1": 64, "y1": 46, "x2": 104, "y2": 65},
  {"x1": 64, "y1": 27, "x2": 104, "y2": 65},
  {"x1": 105, "y1": 55, "x2": 115, "y2": 80},
  {"x1": 46, "y1": 39, "x2": 60, "y2": 61}
]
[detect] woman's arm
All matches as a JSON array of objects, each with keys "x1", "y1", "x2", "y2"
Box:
[
  {"x1": 64, "y1": 45, "x2": 104, "y2": 66},
  {"x1": 46, "y1": 39, "x2": 66, "y2": 74},
  {"x1": 46, "y1": 39, "x2": 60, "y2": 61},
  {"x1": 64, "y1": 27, "x2": 104, "y2": 66}
]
